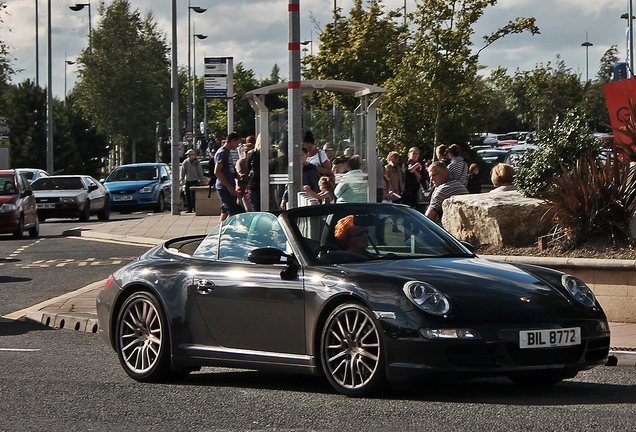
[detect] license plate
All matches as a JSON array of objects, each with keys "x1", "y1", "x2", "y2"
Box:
[
  {"x1": 519, "y1": 328, "x2": 581, "y2": 349},
  {"x1": 38, "y1": 203, "x2": 55, "y2": 209},
  {"x1": 113, "y1": 195, "x2": 133, "y2": 201}
]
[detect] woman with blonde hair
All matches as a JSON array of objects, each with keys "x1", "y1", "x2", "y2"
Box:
[{"x1": 490, "y1": 163, "x2": 516, "y2": 193}]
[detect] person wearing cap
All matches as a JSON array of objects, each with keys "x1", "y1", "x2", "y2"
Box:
[{"x1": 181, "y1": 148, "x2": 204, "y2": 213}]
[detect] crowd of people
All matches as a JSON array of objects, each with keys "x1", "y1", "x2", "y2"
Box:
[{"x1": 181, "y1": 131, "x2": 517, "y2": 226}]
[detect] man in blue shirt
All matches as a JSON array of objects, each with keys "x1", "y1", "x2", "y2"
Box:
[{"x1": 214, "y1": 132, "x2": 245, "y2": 222}]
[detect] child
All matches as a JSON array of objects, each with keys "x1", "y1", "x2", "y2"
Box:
[{"x1": 303, "y1": 175, "x2": 336, "y2": 204}]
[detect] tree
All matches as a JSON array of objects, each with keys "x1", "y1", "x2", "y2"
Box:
[
  {"x1": 74, "y1": 0, "x2": 170, "y2": 163},
  {"x1": 303, "y1": 0, "x2": 408, "y2": 111},
  {"x1": 491, "y1": 57, "x2": 583, "y2": 131},
  {"x1": 0, "y1": 1, "x2": 14, "y2": 100},
  {"x1": 379, "y1": 0, "x2": 538, "y2": 158}
]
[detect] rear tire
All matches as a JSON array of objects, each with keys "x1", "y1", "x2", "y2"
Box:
[{"x1": 115, "y1": 292, "x2": 184, "y2": 382}]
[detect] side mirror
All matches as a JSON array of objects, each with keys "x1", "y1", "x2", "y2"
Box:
[
  {"x1": 248, "y1": 247, "x2": 288, "y2": 265},
  {"x1": 247, "y1": 247, "x2": 299, "y2": 281},
  {"x1": 22, "y1": 189, "x2": 32, "y2": 197},
  {"x1": 161, "y1": 176, "x2": 169, "y2": 182},
  {"x1": 88, "y1": 184, "x2": 99, "y2": 192}
]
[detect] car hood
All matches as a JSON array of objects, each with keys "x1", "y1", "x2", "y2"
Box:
[
  {"x1": 33, "y1": 190, "x2": 85, "y2": 198},
  {"x1": 335, "y1": 257, "x2": 593, "y2": 321},
  {"x1": 103, "y1": 180, "x2": 158, "y2": 191},
  {"x1": 0, "y1": 195, "x2": 17, "y2": 205}
]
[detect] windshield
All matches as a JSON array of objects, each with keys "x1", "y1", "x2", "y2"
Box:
[
  {"x1": 32, "y1": 177, "x2": 84, "y2": 190},
  {"x1": 286, "y1": 204, "x2": 473, "y2": 265},
  {"x1": 0, "y1": 174, "x2": 16, "y2": 195},
  {"x1": 106, "y1": 166, "x2": 159, "y2": 182}
]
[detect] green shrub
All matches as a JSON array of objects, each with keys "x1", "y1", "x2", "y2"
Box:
[
  {"x1": 538, "y1": 147, "x2": 636, "y2": 249},
  {"x1": 515, "y1": 109, "x2": 602, "y2": 196}
]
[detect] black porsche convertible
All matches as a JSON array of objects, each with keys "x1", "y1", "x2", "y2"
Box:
[{"x1": 96, "y1": 203, "x2": 610, "y2": 396}]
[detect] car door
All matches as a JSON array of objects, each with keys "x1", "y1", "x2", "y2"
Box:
[
  {"x1": 191, "y1": 213, "x2": 306, "y2": 355},
  {"x1": 16, "y1": 173, "x2": 37, "y2": 227},
  {"x1": 84, "y1": 176, "x2": 106, "y2": 211}
]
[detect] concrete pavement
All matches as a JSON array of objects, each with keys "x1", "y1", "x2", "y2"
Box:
[{"x1": 5, "y1": 211, "x2": 635, "y2": 367}]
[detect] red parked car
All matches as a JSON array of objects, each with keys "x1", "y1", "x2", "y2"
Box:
[{"x1": 0, "y1": 169, "x2": 39, "y2": 238}]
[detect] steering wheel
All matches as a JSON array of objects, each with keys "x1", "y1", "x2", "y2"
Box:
[{"x1": 312, "y1": 244, "x2": 340, "y2": 259}]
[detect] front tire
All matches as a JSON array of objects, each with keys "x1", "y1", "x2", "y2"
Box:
[
  {"x1": 321, "y1": 303, "x2": 386, "y2": 397},
  {"x1": 12, "y1": 214, "x2": 24, "y2": 239},
  {"x1": 98, "y1": 200, "x2": 111, "y2": 221},
  {"x1": 154, "y1": 193, "x2": 165, "y2": 213},
  {"x1": 79, "y1": 200, "x2": 90, "y2": 222},
  {"x1": 115, "y1": 292, "x2": 177, "y2": 382},
  {"x1": 28, "y1": 217, "x2": 39, "y2": 237}
]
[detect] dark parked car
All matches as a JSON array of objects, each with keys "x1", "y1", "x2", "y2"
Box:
[
  {"x1": 32, "y1": 175, "x2": 110, "y2": 222},
  {"x1": 0, "y1": 170, "x2": 39, "y2": 238},
  {"x1": 97, "y1": 204, "x2": 609, "y2": 396},
  {"x1": 102, "y1": 163, "x2": 172, "y2": 213}
]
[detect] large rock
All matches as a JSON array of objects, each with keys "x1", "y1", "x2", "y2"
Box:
[{"x1": 441, "y1": 191, "x2": 554, "y2": 247}]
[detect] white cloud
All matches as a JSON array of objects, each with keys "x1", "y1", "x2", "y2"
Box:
[{"x1": 0, "y1": 0, "x2": 632, "y2": 98}]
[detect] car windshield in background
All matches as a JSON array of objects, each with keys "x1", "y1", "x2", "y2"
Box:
[
  {"x1": 32, "y1": 177, "x2": 84, "y2": 190},
  {"x1": 287, "y1": 205, "x2": 473, "y2": 264},
  {"x1": 0, "y1": 175, "x2": 16, "y2": 195},
  {"x1": 106, "y1": 167, "x2": 159, "y2": 182}
]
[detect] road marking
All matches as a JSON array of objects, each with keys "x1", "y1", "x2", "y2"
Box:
[
  {"x1": 1, "y1": 279, "x2": 107, "y2": 321},
  {"x1": 0, "y1": 348, "x2": 41, "y2": 352}
]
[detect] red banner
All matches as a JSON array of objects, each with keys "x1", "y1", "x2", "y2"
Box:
[{"x1": 603, "y1": 78, "x2": 636, "y2": 143}]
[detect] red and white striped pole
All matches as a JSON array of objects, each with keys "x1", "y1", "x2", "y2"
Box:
[{"x1": 288, "y1": 0, "x2": 302, "y2": 208}]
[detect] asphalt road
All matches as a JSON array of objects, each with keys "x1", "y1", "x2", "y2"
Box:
[
  {"x1": 0, "y1": 318, "x2": 635, "y2": 431},
  {"x1": 0, "y1": 214, "x2": 152, "y2": 316}
]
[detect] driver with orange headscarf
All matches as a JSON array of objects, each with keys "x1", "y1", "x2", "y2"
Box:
[{"x1": 334, "y1": 215, "x2": 374, "y2": 258}]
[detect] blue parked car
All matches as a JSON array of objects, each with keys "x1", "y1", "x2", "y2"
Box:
[{"x1": 102, "y1": 163, "x2": 172, "y2": 213}]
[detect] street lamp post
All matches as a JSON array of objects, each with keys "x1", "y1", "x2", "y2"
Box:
[
  {"x1": 64, "y1": 54, "x2": 75, "y2": 106},
  {"x1": 622, "y1": 3, "x2": 635, "y2": 77},
  {"x1": 69, "y1": 3, "x2": 92, "y2": 42},
  {"x1": 187, "y1": 1, "x2": 206, "y2": 136},
  {"x1": 35, "y1": 0, "x2": 39, "y2": 86},
  {"x1": 193, "y1": 32, "x2": 207, "y2": 146},
  {"x1": 170, "y1": 0, "x2": 180, "y2": 214},
  {"x1": 46, "y1": 0, "x2": 53, "y2": 174},
  {"x1": 581, "y1": 34, "x2": 593, "y2": 82}
]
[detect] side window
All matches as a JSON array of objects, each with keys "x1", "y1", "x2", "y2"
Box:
[{"x1": 16, "y1": 174, "x2": 27, "y2": 193}]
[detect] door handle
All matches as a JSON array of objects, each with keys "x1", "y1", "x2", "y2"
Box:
[{"x1": 196, "y1": 279, "x2": 215, "y2": 294}]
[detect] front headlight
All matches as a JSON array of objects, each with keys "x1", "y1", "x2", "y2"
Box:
[
  {"x1": 139, "y1": 185, "x2": 155, "y2": 193},
  {"x1": 403, "y1": 281, "x2": 451, "y2": 316},
  {"x1": 0, "y1": 203, "x2": 17, "y2": 213},
  {"x1": 59, "y1": 197, "x2": 76, "y2": 203},
  {"x1": 562, "y1": 275, "x2": 597, "y2": 307}
]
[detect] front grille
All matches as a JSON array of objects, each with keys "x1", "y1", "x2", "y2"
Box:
[
  {"x1": 507, "y1": 344, "x2": 584, "y2": 366},
  {"x1": 585, "y1": 337, "x2": 610, "y2": 362},
  {"x1": 445, "y1": 344, "x2": 506, "y2": 368}
]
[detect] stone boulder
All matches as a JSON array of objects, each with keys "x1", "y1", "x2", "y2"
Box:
[{"x1": 441, "y1": 191, "x2": 554, "y2": 247}]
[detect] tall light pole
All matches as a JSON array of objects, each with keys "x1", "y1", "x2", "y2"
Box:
[
  {"x1": 581, "y1": 34, "x2": 593, "y2": 82},
  {"x1": 69, "y1": 3, "x2": 92, "y2": 42},
  {"x1": 622, "y1": 3, "x2": 635, "y2": 77},
  {"x1": 170, "y1": 0, "x2": 180, "y2": 214},
  {"x1": 187, "y1": 2, "x2": 206, "y2": 136},
  {"x1": 193, "y1": 31, "x2": 207, "y2": 143},
  {"x1": 46, "y1": 0, "x2": 53, "y2": 174},
  {"x1": 64, "y1": 54, "x2": 75, "y2": 106},
  {"x1": 35, "y1": 0, "x2": 39, "y2": 86}
]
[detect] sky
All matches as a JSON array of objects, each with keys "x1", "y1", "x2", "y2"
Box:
[{"x1": 0, "y1": 0, "x2": 632, "y2": 99}]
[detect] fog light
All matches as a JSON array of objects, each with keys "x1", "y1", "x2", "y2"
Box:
[{"x1": 420, "y1": 328, "x2": 481, "y2": 340}]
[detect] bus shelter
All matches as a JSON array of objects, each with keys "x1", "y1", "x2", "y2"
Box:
[{"x1": 243, "y1": 80, "x2": 389, "y2": 210}]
